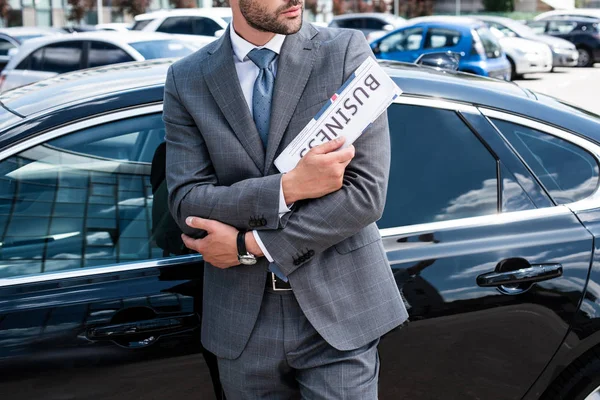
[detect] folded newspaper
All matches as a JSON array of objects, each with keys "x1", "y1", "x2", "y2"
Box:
[{"x1": 274, "y1": 57, "x2": 403, "y2": 173}]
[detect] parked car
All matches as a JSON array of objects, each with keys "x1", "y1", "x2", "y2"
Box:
[
  {"x1": 132, "y1": 7, "x2": 231, "y2": 47},
  {"x1": 535, "y1": 8, "x2": 600, "y2": 20},
  {"x1": 328, "y1": 12, "x2": 406, "y2": 42},
  {"x1": 486, "y1": 25, "x2": 553, "y2": 79},
  {"x1": 526, "y1": 16, "x2": 600, "y2": 66},
  {"x1": 1, "y1": 54, "x2": 600, "y2": 399},
  {"x1": 95, "y1": 23, "x2": 133, "y2": 32},
  {"x1": 0, "y1": 27, "x2": 64, "y2": 71},
  {"x1": 0, "y1": 31, "x2": 201, "y2": 93},
  {"x1": 475, "y1": 15, "x2": 579, "y2": 69},
  {"x1": 371, "y1": 17, "x2": 511, "y2": 80}
]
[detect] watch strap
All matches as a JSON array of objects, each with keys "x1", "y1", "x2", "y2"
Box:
[{"x1": 237, "y1": 230, "x2": 248, "y2": 256}]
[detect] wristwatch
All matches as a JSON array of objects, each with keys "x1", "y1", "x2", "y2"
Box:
[{"x1": 237, "y1": 231, "x2": 257, "y2": 265}]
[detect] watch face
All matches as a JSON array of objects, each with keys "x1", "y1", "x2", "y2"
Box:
[{"x1": 239, "y1": 255, "x2": 257, "y2": 265}]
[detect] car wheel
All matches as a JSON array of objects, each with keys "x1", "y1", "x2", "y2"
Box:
[
  {"x1": 577, "y1": 47, "x2": 593, "y2": 67},
  {"x1": 543, "y1": 350, "x2": 600, "y2": 400}
]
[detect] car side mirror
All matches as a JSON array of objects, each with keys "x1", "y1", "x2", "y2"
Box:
[
  {"x1": 383, "y1": 24, "x2": 395, "y2": 32},
  {"x1": 415, "y1": 51, "x2": 461, "y2": 71},
  {"x1": 371, "y1": 42, "x2": 381, "y2": 55},
  {"x1": 214, "y1": 29, "x2": 225, "y2": 38}
]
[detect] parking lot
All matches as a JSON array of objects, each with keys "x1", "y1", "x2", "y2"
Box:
[{"x1": 516, "y1": 65, "x2": 600, "y2": 114}]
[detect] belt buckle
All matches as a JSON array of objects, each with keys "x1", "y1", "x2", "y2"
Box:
[{"x1": 271, "y1": 273, "x2": 292, "y2": 291}]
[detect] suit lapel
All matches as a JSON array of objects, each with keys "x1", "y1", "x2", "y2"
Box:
[
  {"x1": 264, "y1": 24, "x2": 320, "y2": 174},
  {"x1": 204, "y1": 27, "x2": 265, "y2": 173}
]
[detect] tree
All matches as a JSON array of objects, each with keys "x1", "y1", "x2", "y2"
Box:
[
  {"x1": 483, "y1": 0, "x2": 513, "y2": 12},
  {"x1": 170, "y1": 0, "x2": 196, "y2": 7},
  {"x1": 332, "y1": 0, "x2": 346, "y2": 15},
  {"x1": 115, "y1": 0, "x2": 150, "y2": 16},
  {"x1": 67, "y1": 0, "x2": 93, "y2": 22}
]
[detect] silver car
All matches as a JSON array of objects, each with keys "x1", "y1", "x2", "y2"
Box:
[
  {"x1": 0, "y1": 31, "x2": 201, "y2": 93},
  {"x1": 476, "y1": 16, "x2": 579, "y2": 68}
]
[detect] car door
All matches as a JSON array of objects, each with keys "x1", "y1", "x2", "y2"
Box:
[
  {"x1": 377, "y1": 99, "x2": 595, "y2": 399},
  {"x1": 373, "y1": 26, "x2": 424, "y2": 62},
  {"x1": 0, "y1": 106, "x2": 222, "y2": 400}
]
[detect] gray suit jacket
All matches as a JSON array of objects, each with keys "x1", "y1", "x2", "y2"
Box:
[{"x1": 163, "y1": 23, "x2": 408, "y2": 359}]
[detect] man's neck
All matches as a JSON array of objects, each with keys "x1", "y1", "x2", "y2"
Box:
[{"x1": 232, "y1": 18, "x2": 276, "y2": 47}]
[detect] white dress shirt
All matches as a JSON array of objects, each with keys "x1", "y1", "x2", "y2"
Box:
[{"x1": 230, "y1": 24, "x2": 290, "y2": 263}]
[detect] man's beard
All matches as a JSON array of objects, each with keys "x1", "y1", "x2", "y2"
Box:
[{"x1": 239, "y1": 0, "x2": 303, "y2": 35}]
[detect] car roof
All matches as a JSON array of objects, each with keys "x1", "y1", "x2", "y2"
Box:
[
  {"x1": 407, "y1": 16, "x2": 484, "y2": 28},
  {"x1": 539, "y1": 15, "x2": 600, "y2": 22},
  {"x1": 134, "y1": 7, "x2": 231, "y2": 21},
  {"x1": 0, "y1": 58, "x2": 597, "y2": 148},
  {"x1": 332, "y1": 13, "x2": 402, "y2": 21}
]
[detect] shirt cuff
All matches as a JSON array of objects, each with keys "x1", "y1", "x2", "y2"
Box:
[
  {"x1": 252, "y1": 230, "x2": 274, "y2": 262},
  {"x1": 278, "y1": 175, "x2": 293, "y2": 217}
]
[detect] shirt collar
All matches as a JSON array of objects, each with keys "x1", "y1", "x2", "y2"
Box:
[{"x1": 230, "y1": 22, "x2": 286, "y2": 62}]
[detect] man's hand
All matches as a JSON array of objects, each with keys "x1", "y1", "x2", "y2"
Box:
[
  {"x1": 282, "y1": 137, "x2": 355, "y2": 204},
  {"x1": 181, "y1": 217, "x2": 240, "y2": 269}
]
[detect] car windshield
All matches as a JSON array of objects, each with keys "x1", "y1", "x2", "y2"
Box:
[
  {"x1": 130, "y1": 39, "x2": 196, "y2": 59},
  {"x1": 132, "y1": 19, "x2": 153, "y2": 31},
  {"x1": 475, "y1": 27, "x2": 502, "y2": 58},
  {"x1": 498, "y1": 19, "x2": 539, "y2": 37}
]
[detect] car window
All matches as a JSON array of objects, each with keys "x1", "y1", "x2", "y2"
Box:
[
  {"x1": 488, "y1": 21, "x2": 515, "y2": 37},
  {"x1": 379, "y1": 27, "x2": 423, "y2": 53},
  {"x1": 492, "y1": 119, "x2": 599, "y2": 204},
  {"x1": 0, "y1": 39, "x2": 16, "y2": 56},
  {"x1": 193, "y1": 17, "x2": 222, "y2": 36},
  {"x1": 527, "y1": 21, "x2": 547, "y2": 34},
  {"x1": 131, "y1": 19, "x2": 153, "y2": 31},
  {"x1": 22, "y1": 41, "x2": 84, "y2": 73},
  {"x1": 365, "y1": 18, "x2": 386, "y2": 30},
  {"x1": 0, "y1": 113, "x2": 181, "y2": 279},
  {"x1": 379, "y1": 104, "x2": 498, "y2": 229},
  {"x1": 548, "y1": 21, "x2": 578, "y2": 34},
  {"x1": 336, "y1": 18, "x2": 363, "y2": 29},
  {"x1": 87, "y1": 41, "x2": 135, "y2": 68},
  {"x1": 157, "y1": 17, "x2": 194, "y2": 35},
  {"x1": 129, "y1": 40, "x2": 196, "y2": 59},
  {"x1": 424, "y1": 28, "x2": 461, "y2": 49}
]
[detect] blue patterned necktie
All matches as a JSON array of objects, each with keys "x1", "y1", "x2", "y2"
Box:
[
  {"x1": 247, "y1": 48, "x2": 288, "y2": 282},
  {"x1": 247, "y1": 48, "x2": 277, "y2": 149}
]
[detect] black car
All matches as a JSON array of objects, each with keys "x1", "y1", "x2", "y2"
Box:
[
  {"x1": 1, "y1": 59, "x2": 600, "y2": 400},
  {"x1": 526, "y1": 16, "x2": 600, "y2": 67}
]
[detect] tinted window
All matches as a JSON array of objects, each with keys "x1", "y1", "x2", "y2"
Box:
[
  {"x1": 335, "y1": 18, "x2": 363, "y2": 29},
  {"x1": 379, "y1": 27, "x2": 423, "y2": 53},
  {"x1": 130, "y1": 40, "x2": 195, "y2": 59},
  {"x1": 492, "y1": 119, "x2": 599, "y2": 204},
  {"x1": 0, "y1": 39, "x2": 16, "y2": 56},
  {"x1": 527, "y1": 21, "x2": 547, "y2": 34},
  {"x1": 501, "y1": 164, "x2": 535, "y2": 212},
  {"x1": 365, "y1": 18, "x2": 386, "y2": 30},
  {"x1": 193, "y1": 17, "x2": 222, "y2": 36},
  {"x1": 424, "y1": 28, "x2": 461, "y2": 49},
  {"x1": 0, "y1": 113, "x2": 179, "y2": 279},
  {"x1": 548, "y1": 20, "x2": 577, "y2": 34},
  {"x1": 132, "y1": 19, "x2": 153, "y2": 30},
  {"x1": 157, "y1": 17, "x2": 194, "y2": 35},
  {"x1": 379, "y1": 104, "x2": 498, "y2": 229},
  {"x1": 88, "y1": 41, "x2": 135, "y2": 68},
  {"x1": 27, "y1": 42, "x2": 83, "y2": 74}
]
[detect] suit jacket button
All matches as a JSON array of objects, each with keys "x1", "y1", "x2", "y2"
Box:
[
  {"x1": 260, "y1": 218, "x2": 267, "y2": 226},
  {"x1": 307, "y1": 250, "x2": 315, "y2": 258}
]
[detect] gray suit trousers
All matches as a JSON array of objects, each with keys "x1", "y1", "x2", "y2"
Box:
[{"x1": 217, "y1": 287, "x2": 380, "y2": 400}]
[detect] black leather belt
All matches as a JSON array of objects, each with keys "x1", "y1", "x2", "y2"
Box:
[{"x1": 267, "y1": 272, "x2": 292, "y2": 291}]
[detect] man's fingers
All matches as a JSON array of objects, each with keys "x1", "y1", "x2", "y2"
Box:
[
  {"x1": 181, "y1": 234, "x2": 199, "y2": 252},
  {"x1": 331, "y1": 145, "x2": 355, "y2": 163},
  {"x1": 186, "y1": 216, "x2": 212, "y2": 232},
  {"x1": 310, "y1": 137, "x2": 346, "y2": 155}
]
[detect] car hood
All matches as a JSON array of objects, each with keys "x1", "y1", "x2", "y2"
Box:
[
  {"x1": 524, "y1": 34, "x2": 575, "y2": 50},
  {"x1": 498, "y1": 36, "x2": 551, "y2": 53}
]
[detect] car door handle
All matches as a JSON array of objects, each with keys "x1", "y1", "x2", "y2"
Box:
[
  {"x1": 87, "y1": 314, "x2": 198, "y2": 341},
  {"x1": 476, "y1": 264, "x2": 563, "y2": 287}
]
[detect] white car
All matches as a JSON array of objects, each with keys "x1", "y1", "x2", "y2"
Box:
[
  {"x1": 488, "y1": 26, "x2": 553, "y2": 79},
  {"x1": 0, "y1": 31, "x2": 200, "y2": 93},
  {"x1": 95, "y1": 23, "x2": 133, "y2": 32},
  {"x1": 132, "y1": 7, "x2": 231, "y2": 47},
  {"x1": 534, "y1": 8, "x2": 600, "y2": 20}
]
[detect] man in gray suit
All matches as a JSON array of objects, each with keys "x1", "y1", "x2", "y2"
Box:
[{"x1": 163, "y1": 0, "x2": 408, "y2": 398}]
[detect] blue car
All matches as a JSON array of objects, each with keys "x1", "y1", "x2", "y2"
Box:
[{"x1": 370, "y1": 17, "x2": 512, "y2": 80}]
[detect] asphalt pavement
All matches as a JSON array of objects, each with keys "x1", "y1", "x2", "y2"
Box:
[{"x1": 514, "y1": 65, "x2": 600, "y2": 115}]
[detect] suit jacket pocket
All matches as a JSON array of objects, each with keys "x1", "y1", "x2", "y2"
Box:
[{"x1": 334, "y1": 224, "x2": 382, "y2": 254}]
